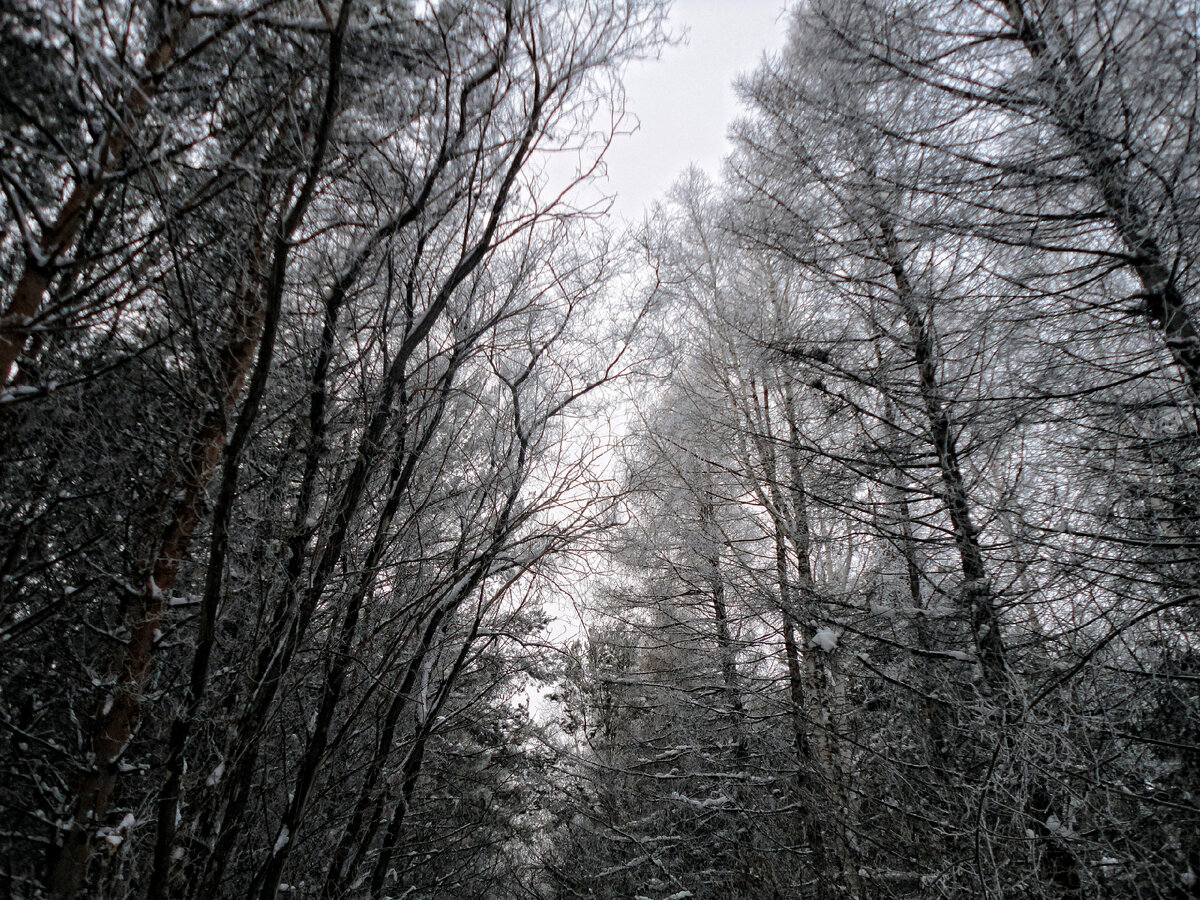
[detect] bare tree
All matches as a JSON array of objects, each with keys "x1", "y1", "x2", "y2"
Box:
[{"x1": 0, "y1": 1, "x2": 664, "y2": 897}]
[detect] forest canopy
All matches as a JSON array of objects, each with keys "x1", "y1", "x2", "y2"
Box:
[{"x1": 0, "y1": 1, "x2": 1197, "y2": 899}]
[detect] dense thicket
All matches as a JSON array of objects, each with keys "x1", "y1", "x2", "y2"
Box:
[
  {"x1": 4, "y1": 1, "x2": 1199, "y2": 899},
  {"x1": 0, "y1": 1, "x2": 660, "y2": 897},
  {"x1": 543, "y1": 1, "x2": 1200, "y2": 898}
]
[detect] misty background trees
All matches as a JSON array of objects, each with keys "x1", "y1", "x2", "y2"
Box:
[{"x1": 1, "y1": 1, "x2": 1197, "y2": 899}]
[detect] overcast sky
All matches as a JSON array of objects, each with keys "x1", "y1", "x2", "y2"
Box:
[{"x1": 598, "y1": 0, "x2": 790, "y2": 222}]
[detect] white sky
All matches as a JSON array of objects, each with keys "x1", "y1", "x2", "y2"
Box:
[{"x1": 600, "y1": 0, "x2": 790, "y2": 223}]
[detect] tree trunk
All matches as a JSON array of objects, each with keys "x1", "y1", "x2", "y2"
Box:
[
  {"x1": 879, "y1": 214, "x2": 1082, "y2": 898},
  {"x1": 999, "y1": 0, "x2": 1200, "y2": 405},
  {"x1": 879, "y1": 218, "x2": 1009, "y2": 688},
  {"x1": 698, "y1": 496, "x2": 746, "y2": 755},
  {"x1": 0, "y1": 2, "x2": 190, "y2": 387},
  {"x1": 366, "y1": 617, "x2": 484, "y2": 900},
  {"x1": 47, "y1": 273, "x2": 265, "y2": 899}
]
